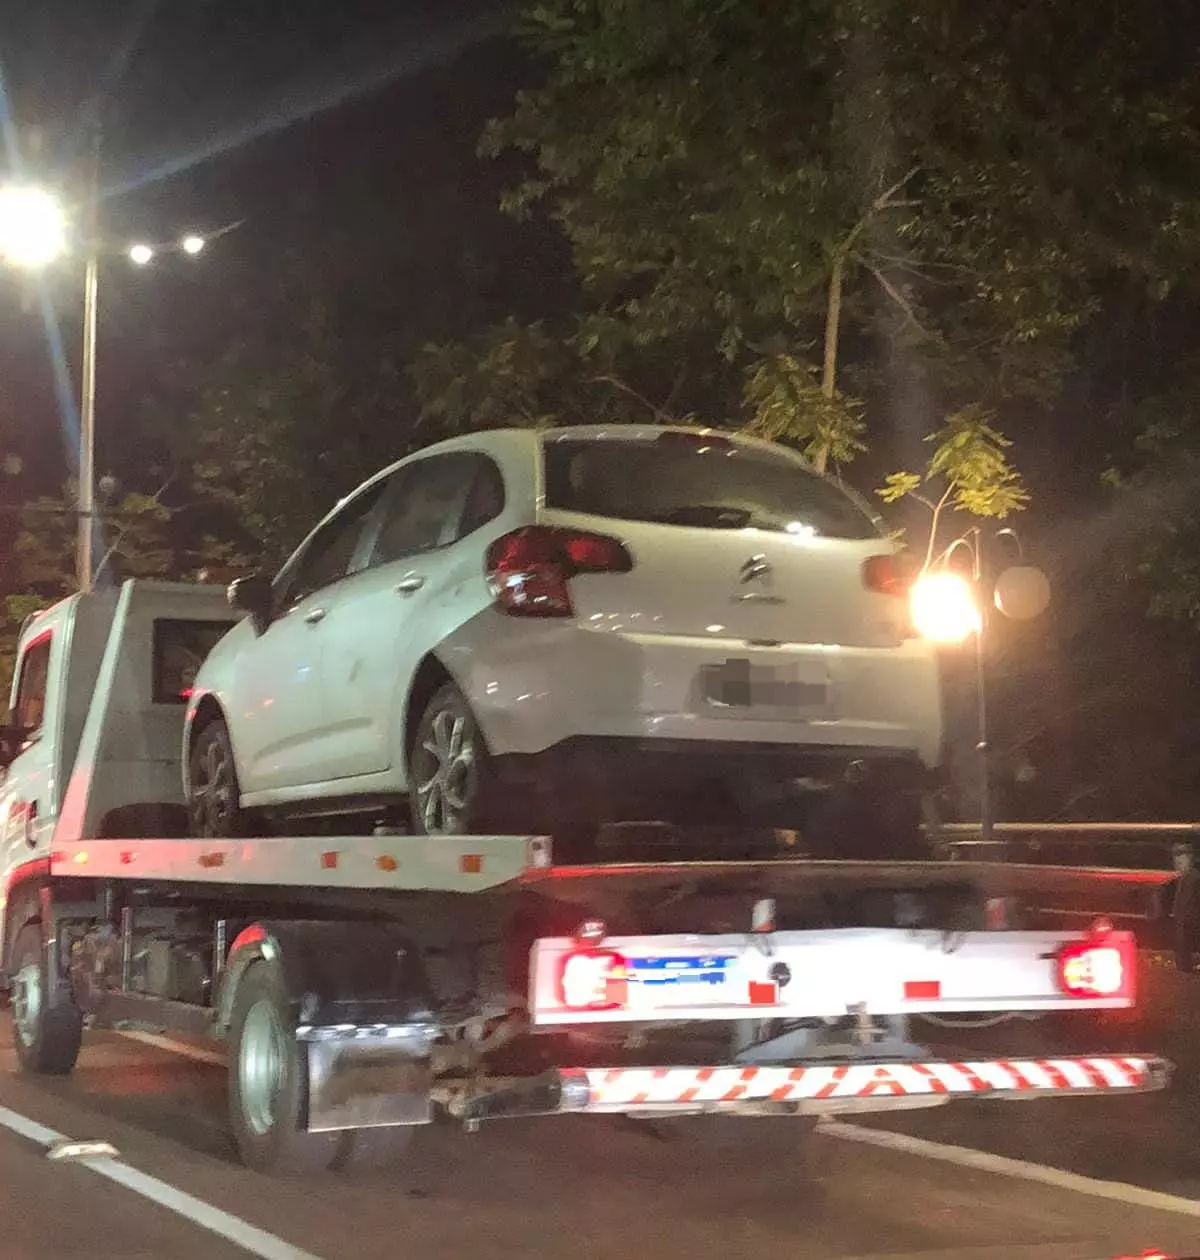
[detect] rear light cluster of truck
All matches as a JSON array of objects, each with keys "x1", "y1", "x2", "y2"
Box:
[
  {"x1": 1055, "y1": 923, "x2": 1133, "y2": 1000},
  {"x1": 559, "y1": 946, "x2": 629, "y2": 1010},
  {"x1": 485, "y1": 526, "x2": 633, "y2": 618}
]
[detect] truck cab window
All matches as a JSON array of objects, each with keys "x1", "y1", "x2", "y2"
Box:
[{"x1": 13, "y1": 634, "x2": 51, "y2": 732}]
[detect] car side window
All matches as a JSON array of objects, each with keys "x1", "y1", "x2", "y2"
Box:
[
  {"x1": 12, "y1": 634, "x2": 51, "y2": 733},
  {"x1": 370, "y1": 453, "x2": 499, "y2": 567},
  {"x1": 279, "y1": 482, "x2": 386, "y2": 608}
]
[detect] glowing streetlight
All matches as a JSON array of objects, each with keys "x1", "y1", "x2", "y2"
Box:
[
  {"x1": 910, "y1": 570, "x2": 981, "y2": 644},
  {"x1": 181, "y1": 234, "x2": 205, "y2": 256},
  {"x1": 0, "y1": 184, "x2": 68, "y2": 269},
  {"x1": 128, "y1": 243, "x2": 154, "y2": 266}
]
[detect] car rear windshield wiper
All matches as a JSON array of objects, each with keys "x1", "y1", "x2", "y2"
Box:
[{"x1": 651, "y1": 505, "x2": 753, "y2": 529}]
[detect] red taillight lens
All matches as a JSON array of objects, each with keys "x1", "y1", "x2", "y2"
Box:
[
  {"x1": 862, "y1": 553, "x2": 910, "y2": 596},
  {"x1": 558, "y1": 948, "x2": 628, "y2": 1010},
  {"x1": 1056, "y1": 935, "x2": 1133, "y2": 1000},
  {"x1": 485, "y1": 526, "x2": 633, "y2": 618}
]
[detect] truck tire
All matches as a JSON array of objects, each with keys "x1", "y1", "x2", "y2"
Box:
[
  {"x1": 189, "y1": 717, "x2": 248, "y2": 839},
  {"x1": 228, "y1": 961, "x2": 341, "y2": 1174},
  {"x1": 408, "y1": 682, "x2": 500, "y2": 836},
  {"x1": 332, "y1": 1125, "x2": 416, "y2": 1174},
  {"x1": 10, "y1": 923, "x2": 83, "y2": 1076}
]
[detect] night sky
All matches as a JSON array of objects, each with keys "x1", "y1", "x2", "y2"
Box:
[{"x1": 0, "y1": 0, "x2": 535, "y2": 492}]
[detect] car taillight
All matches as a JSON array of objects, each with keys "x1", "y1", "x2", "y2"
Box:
[
  {"x1": 1056, "y1": 934, "x2": 1133, "y2": 1000},
  {"x1": 558, "y1": 948, "x2": 628, "y2": 1010},
  {"x1": 861, "y1": 553, "x2": 910, "y2": 596},
  {"x1": 485, "y1": 526, "x2": 633, "y2": 618}
]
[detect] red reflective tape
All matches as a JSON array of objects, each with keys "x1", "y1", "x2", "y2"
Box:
[
  {"x1": 861, "y1": 1065, "x2": 907, "y2": 1097},
  {"x1": 996, "y1": 1060, "x2": 1036, "y2": 1090},
  {"x1": 904, "y1": 980, "x2": 941, "y2": 1001},
  {"x1": 1118, "y1": 1057, "x2": 1148, "y2": 1086},
  {"x1": 748, "y1": 981, "x2": 777, "y2": 1005},
  {"x1": 119, "y1": 851, "x2": 134, "y2": 865},
  {"x1": 320, "y1": 851, "x2": 338, "y2": 869},
  {"x1": 677, "y1": 1067, "x2": 714, "y2": 1104},
  {"x1": 950, "y1": 1063, "x2": 988, "y2": 1091},
  {"x1": 1037, "y1": 1061, "x2": 1071, "y2": 1089},
  {"x1": 909, "y1": 1062, "x2": 950, "y2": 1094},
  {"x1": 1071, "y1": 1059, "x2": 1110, "y2": 1089},
  {"x1": 814, "y1": 1065, "x2": 850, "y2": 1099}
]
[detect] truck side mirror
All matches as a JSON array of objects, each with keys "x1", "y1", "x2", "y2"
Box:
[
  {"x1": 227, "y1": 574, "x2": 272, "y2": 635},
  {"x1": 0, "y1": 724, "x2": 30, "y2": 770}
]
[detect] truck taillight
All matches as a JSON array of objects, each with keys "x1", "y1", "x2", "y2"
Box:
[
  {"x1": 1056, "y1": 935, "x2": 1133, "y2": 1000},
  {"x1": 559, "y1": 948, "x2": 628, "y2": 1010},
  {"x1": 485, "y1": 526, "x2": 633, "y2": 618}
]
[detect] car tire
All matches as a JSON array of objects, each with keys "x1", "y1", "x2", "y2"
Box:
[
  {"x1": 408, "y1": 682, "x2": 501, "y2": 836},
  {"x1": 228, "y1": 961, "x2": 342, "y2": 1175},
  {"x1": 10, "y1": 922, "x2": 83, "y2": 1076},
  {"x1": 188, "y1": 716, "x2": 248, "y2": 839}
]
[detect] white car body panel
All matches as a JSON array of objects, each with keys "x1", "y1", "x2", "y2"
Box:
[{"x1": 186, "y1": 425, "x2": 943, "y2": 814}]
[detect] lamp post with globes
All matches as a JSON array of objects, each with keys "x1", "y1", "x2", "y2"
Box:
[
  {"x1": 0, "y1": 167, "x2": 212, "y2": 590},
  {"x1": 909, "y1": 527, "x2": 1051, "y2": 850}
]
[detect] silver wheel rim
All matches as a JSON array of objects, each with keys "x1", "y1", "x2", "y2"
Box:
[
  {"x1": 12, "y1": 960, "x2": 41, "y2": 1048},
  {"x1": 415, "y1": 706, "x2": 477, "y2": 835},
  {"x1": 239, "y1": 999, "x2": 285, "y2": 1137},
  {"x1": 192, "y1": 733, "x2": 237, "y2": 836}
]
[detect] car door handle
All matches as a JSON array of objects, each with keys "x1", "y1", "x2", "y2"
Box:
[
  {"x1": 304, "y1": 607, "x2": 327, "y2": 625},
  {"x1": 395, "y1": 574, "x2": 426, "y2": 595}
]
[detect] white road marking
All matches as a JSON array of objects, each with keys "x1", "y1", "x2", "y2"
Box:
[
  {"x1": 825, "y1": 1119, "x2": 1200, "y2": 1217},
  {"x1": 0, "y1": 1103, "x2": 324, "y2": 1260},
  {"x1": 117, "y1": 1029, "x2": 226, "y2": 1066}
]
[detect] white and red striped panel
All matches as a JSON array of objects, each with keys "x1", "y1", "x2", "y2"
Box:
[{"x1": 564, "y1": 1056, "x2": 1160, "y2": 1111}]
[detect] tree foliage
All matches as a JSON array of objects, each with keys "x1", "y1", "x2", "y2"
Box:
[{"x1": 411, "y1": 0, "x2": 1200, "y2": 540}]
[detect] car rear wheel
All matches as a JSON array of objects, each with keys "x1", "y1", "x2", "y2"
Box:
[
  {"x1": 408, "y1": 682, "x2": 497, "y2": 836},
  {"x1": 188, "y1": 717, "x2": 248, "y2": 839}
]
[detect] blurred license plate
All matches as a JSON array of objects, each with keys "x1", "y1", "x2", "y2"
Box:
[{"x1": 700, "y1": 658, "x2": 826, "y2": 710}]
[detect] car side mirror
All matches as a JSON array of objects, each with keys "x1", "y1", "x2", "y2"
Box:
[{"x1": 227, "y1": 574, "x2": 272, "y2": 635}]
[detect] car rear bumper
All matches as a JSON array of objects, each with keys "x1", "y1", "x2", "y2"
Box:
[{"x1": 447, "y1": 612, "x2": 943, "y2": 767}]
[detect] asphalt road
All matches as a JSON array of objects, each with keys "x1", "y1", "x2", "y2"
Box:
[{"x1": 0, "y1": 1011, "x2": 1198, "y2": 1260}]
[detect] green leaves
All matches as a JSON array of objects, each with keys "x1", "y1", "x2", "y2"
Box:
[{"x1": 924, "y1": 407, "x2": 1029, "y2": 519}]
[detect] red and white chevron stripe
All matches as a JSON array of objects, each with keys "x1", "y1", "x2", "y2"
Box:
[{"x1": 567, "y1": 1056, "x2": 1154, "y2": 1110}]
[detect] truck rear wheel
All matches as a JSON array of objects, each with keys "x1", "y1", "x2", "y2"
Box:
[
  {"x1": 228, "y1": 961, "x2": 341, "y2": 1174},
  {"x1": 10, "y1": 923, "x2": 83, "y2": 1076},
  {"x1": 189, "y1": 717, "x2": 248, "y2": 839}
]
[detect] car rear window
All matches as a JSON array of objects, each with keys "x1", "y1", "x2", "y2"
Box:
[
  {"x1": 152, "y1": 619, "x2": 236, "y2": 705},
  {"x1": 542, "y1": 436, "x2": 882, "y2": 539}
]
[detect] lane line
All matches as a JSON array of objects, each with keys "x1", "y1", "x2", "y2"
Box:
[
  {"x1": 824, "y1": 1119, "x2": 1200, "y2": 1218},
  {"x1": 0, "y1": 1102, "x2": 324, "y2": 1260},
  {"x1": 116, "y1": 1030, "x2": 226, "y2": 1066}
]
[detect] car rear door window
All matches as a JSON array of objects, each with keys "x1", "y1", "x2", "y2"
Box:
[
  {"x1": 543, "y1": 436, "x2": 881, "y2": 539},
  {"x1": 370, "y1": 453, "x2": 503, "y2": 566}
]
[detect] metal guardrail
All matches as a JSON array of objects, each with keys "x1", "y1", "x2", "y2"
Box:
[{"x1": 935, "y1": 821, "x2": 1197, "y2": 874}]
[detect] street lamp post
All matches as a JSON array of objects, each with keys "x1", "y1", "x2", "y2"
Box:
[
  {"x1": 78, "y1": 124, "x2": 101, "y2": 591},
  {"x1": 0, "y1": 159, "x2": 215, "y2": 590},
  {"x1": 910, "y1": 527, "x2": 1050, "y2": 851}
]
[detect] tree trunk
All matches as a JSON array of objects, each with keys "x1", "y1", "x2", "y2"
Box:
[{"x1": 816, "y1": 252, "x2": 845, "y2": 476}]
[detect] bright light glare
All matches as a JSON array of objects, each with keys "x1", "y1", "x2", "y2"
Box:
[
  {"x1": 181, "y1": 234, "x2": 205, "y2": 255},
  {"x1": 910, "y1": 571, "x2": 981, "y2": 644},
  {"x1": 785, "y1": 521, "x2": 817, "y2": 539},
  {"x1": 129, "y1": 243, "x2": 154, "y2": 265},
  {"x1": 0, "y1": 185, "x2": 67, "y2": 268}
]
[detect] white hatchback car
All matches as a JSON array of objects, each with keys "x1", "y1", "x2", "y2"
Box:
[{"x1": 184, "y1": 425, "x2": 943, "y2": 856}]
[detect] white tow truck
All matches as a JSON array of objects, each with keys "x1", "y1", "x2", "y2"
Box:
[{"x1": 0, "y1": 580, "x2": 1170, "y2": 1173}]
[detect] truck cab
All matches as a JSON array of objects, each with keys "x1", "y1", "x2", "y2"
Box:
[{"x1": 0, "y1": 582, "x2": 234, "y2": 890}]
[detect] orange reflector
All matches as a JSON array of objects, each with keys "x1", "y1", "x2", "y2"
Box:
[
  {"x1": 904, "y1": 980, "x2": 941, "y2": 1000},
  {"x1": 460, "y1": 854, "x2": 483, "y2": 874},
  {"x1": 320, "y1": 851, "x2": 338, "y2": 870},
  {"x1": 198, "y1": 851, "x2": 225, "y2": 868},
  {"x1": 376, "y1": 854, "x2": 398, "y2": 872}
]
